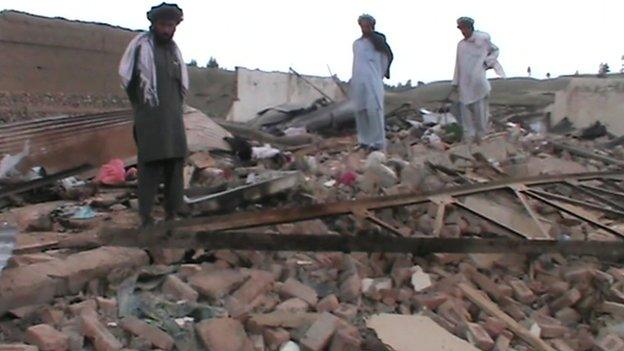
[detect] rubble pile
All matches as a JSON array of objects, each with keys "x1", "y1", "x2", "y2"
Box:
[{"x1": 2, "y1": 101, "x2": 624, "y2": 350}]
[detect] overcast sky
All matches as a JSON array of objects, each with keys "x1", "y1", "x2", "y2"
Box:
[{"x1": 2, "y1": 0, "x2": 623, "y2": 84}]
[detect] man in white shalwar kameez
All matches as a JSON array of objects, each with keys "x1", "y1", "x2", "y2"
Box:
[
  {"x1": 451, "y1": 17, "x2": 505, "y2": 143},
  {"x1": 350, "y1": 14, "x2": 393, "y2": 151}
]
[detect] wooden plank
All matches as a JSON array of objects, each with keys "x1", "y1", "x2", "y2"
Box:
[{"x1": 459, "y1": 283, "x2": 556, "y2": 351}]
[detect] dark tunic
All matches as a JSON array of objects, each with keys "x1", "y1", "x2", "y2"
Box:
[{"x1": 128, "y1": 40, "x2": 188, "y2": 163}]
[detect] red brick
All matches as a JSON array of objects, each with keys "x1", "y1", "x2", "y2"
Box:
[
  {"x1": 338, "y1": 274, "x2": 361, "y2": 303},
  {"x1": 508, "y1": 278, "x2": 536, "y2": 304},
  {"x1": 551, "y1": 339, "x2": 575, "y2": 351},
  {"x1": 482, "y1": 317, "x2": 506, "y2": 338},
  {"x1": 162, "y1": 275, "x2": 198, "y2": 302},
  {"x1": 596, "y1": 334, "x2": 624, "y2": 351},
  {"x1": 329, "y1": 329, "x2": 361, "y2": 351},
  {"x1": 96, "y1": 297, "x2": 117, "y2": 319},
  {"x1": 532, "y1": 314, "x2": 568, "y2": 338},
  {"x1": 494, "y1": 330, "x2": 512, "y2": 351},
  {"x1": 120, "y1": 316, "x2": 174, "y2": 350},
  {"x1": 68, "y1": 299, "x2": 97, "y2": 317},
  {"x1": 188, "y1": 269, "x2": 247, "y2": 300},
  {"x1": 225, "y1": 270, "x2": 275, "y2": 318},
  {"x1": 550, "y1": 288, "x2": 582, "y2": 311},
  {"x1": 607, "y1": 267, "x2": 624, "y2": 282},
  {"x1": 0, "y1": 344, "x2": 39, "y2": 351},
  {"x1": 599, "y1": 301, "x2": 624, "y2": 317},
  {"x1": 547, "y1": 281, "x2": 571, "y2": 296},
  {"x1": 150, "y1": 248, "x2": 185, "y2": 265},
  {"x1": 500, "y1": 297, "x2": 527, "y2": 321},
  {"x1": 555, "y1": 307, "x2": 581, "y2": 325},
  {"x1": 177, "y1": 264, "x2": 202, "y2": 280},
  {"x1": 275, "y1": 298, "x2": 309, "y2": 313},
  {"x1": 300, "y1": 312, "x2": 340, "y2": 351},
  {"x1": 38, "y1": 307, "x2": 64, "y2": 327},
  {"x1": 397, "y1": 288, "x2": 414, "y2": 302},
  {"x1": 316, "y1": 294, "x2": 340, "y2": 313},
  {"x1": 465, "y1": 323, "x2": 494, "y2": 350},
  {"x1": 279, "y1": 278, "x2": 318, "y2": 306},
  {"x1": 80, "y1": 311, "x2": 123, "y2": 351},
  {"x1": 25, "y1": 324, "x2": 69, "y2": 351},
  {"x1": 563, "y1": 267, "x2": 595, "y2": 284},
  {"x1": 413, "y1": 292, "x2": 449, "y2": 310},
  {"x1": 333, "y1": 304, "x2": 358, "y2": 321},
  {"x1": 263, "y1": 328, "x2": 289, "y2": 350},
  {"x1": 196, "y1": 318, "x2": 253, "y2": 351},
  {"x1": 249, "y1": 334, "x2": 265, "y2": 351}
]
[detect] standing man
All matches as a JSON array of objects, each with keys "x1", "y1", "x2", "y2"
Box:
[
  {"x1": 350, "y1": 14, "x2": 393, "y2": 151},
  {"x1": 451, "y1": 17, "x2": 504, "y2": 143},
  {"x1": 119, "y1": 3, "x2": 189, "y2": 228}
]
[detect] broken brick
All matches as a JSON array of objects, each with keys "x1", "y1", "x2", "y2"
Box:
[
  {"x1": 96, "y1": 297, "x2": 117, "y2": 319},
  {"x1": 465, "y1": 322, "x2": 494, "y2": 350},
  {"x1": 225, "y1": 270, "x2": 275, "y2": 318},
  {"x1": 120, "y1": 316, "x2": 174, "y2": 351},
  {"x1": 508, "y1": 278, "x2": 536, "y2": 304},
  {"x1": 68, "y1": 299, "x2": 97, "y2": 317},
  {"x1": 413, "y1": 292, "x2": 449, "y2": 310},
  {"x1": 279, "y1": 278, "x2": 318, "y2": 306},
  {"x1": 532, "y1": 314, "x2": 568, "y2": 338},
  {"x1": 38, "y1": 306, "x2": 65, "y2": 327},
  {"x1": 482, "y1": 317, "x2": 506, "y2": 338},
  {"x1": 316, "y1": 294, "x2": 340, "y2": 313},
  {"x1": 80, "y1": 311, "x2": 123, "y2": 351},
  {"x1": 333, "y1": 304, "x2": 358, "y2": 322},
  {"x1": 25, "y1": 324, "x2": 69, "y2": 351},
  {"x1": 263, "y1": 328, "x2": 289, "y2": 350},
  {"x1": 494, "y1": 330, "x2": 512, "y2": 351},
  {"x1": 162, "y1": 275, "x2": 198, "y2": 302},
  {"x1": 596, "y1": 334, "x2": 624, "y2": 351},
  {"x1": 551, "y1": 339, "x2": 575, "y2": 351},
  {"x1": 555, "y1": 307, "x2": 581, "y2": 325},
  {"x1": 329, "y1": 329, "x2": 361, "y2": 351},
  {"x1": 300, "y1": 312, "x2": 340, "y2": 351},
  {"x1": 550, "y1": 288, "x2": 582, "y2": 311},
  {"x1": 188, "y1": 269, "x2": 247, "y2": 300},
  {"x1": 338, "y1": 274, "x2": 361, "y2": 303},
  {"x1": 196, "y1": 318, "x2": 253, "y2": 351},
  {"x1": 275, "y1": 298, "x2": 309, "y2": 313}
]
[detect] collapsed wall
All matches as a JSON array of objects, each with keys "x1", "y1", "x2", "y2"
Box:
[{"x1": 549, "y1": 77, "x2": 624, "y2": 136}]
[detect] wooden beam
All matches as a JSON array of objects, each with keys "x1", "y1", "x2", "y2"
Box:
[{"x1": 459, "y1": 283, "x2": 556, "y2": 351}]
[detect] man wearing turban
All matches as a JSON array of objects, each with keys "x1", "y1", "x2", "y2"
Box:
[
  {"x1": 451, "y1": 17, "x2": 505, "y2": 143},
  {"x1": 118, "y1": 3, "x2": 189, "y2": 229},
  {"x1": 350, "y1": 14, "x2": 394, "y2": 151}
]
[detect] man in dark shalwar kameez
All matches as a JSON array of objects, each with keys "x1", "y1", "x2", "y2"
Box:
[{"x1": 118, "y1": 3, "x2": 189, "y2": 228}]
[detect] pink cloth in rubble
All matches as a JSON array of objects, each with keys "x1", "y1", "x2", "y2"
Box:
[{"x1": 95, "y1": 159, "x2": 126, "y2": 185}]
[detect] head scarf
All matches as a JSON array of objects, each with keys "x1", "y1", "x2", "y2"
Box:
[
  {"x1": 147, "y1": 3, "x2": 183, "y2": 23},
  {"x1": 456, "y1": 16, "x2": 474, "y2": 27},
  {"x1": 358, "y1": 14, "x2": 376, "y2": 28}
]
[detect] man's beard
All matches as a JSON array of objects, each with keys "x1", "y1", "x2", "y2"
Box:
[{"x1": 151, "y1": 28, "x2": 173, "y2": 44}]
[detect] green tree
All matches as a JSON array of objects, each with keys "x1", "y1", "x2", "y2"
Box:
[{"x1": 207, "y1": 57, "x2": 219, "y2": 68}]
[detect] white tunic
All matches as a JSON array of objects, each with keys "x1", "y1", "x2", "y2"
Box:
[
  {"x1": 452, "y1": 30, "x2": 504, "y2": 104},
  {"x1": 350, "y1": 37, "x2": 389, "y2": 149}
]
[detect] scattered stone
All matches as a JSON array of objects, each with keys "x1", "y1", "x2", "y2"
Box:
[
  {"x1": 299, "y1": 312, "x2": 340, "y2": 351},
  {"x1": 162, "y1": 275, "x2": 199, "y2": 302}
]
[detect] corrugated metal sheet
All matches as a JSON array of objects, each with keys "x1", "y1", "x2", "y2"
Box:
[{"x1": 0, "y1": 223, "x2": 17, "y2": 272}]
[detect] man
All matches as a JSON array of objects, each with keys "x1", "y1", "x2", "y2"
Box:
[
  {"x1": 350, "y1": 14, "x2": 393, "y2": 151},
  {"x1": 118, "y1": 3, "x2": 189, "y2": 228},
  {"x1": 451, "y1": 17, "x2": 504, "y2": 143}
]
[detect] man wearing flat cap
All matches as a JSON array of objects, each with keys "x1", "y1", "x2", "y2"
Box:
[
  {"x1": 451, "y1": 17, "x2": 504, "y2": 143},
  {"x1": 350, "y1": 14, "x2": 393, "y2": 152},
  {"x1": 119, "y1": 3, "x2": 189, "y2": 228}
]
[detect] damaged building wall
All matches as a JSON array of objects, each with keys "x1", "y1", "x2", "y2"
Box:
[
  {"x1": 0, "y1": 10, "x2": 236, "y2": 120},
  {"x1": 549, "y1": 77, "x2": 624, "y2": 136},
  {"x1": 226, "y1": 67, "x2": 346, "y2": 123}
]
